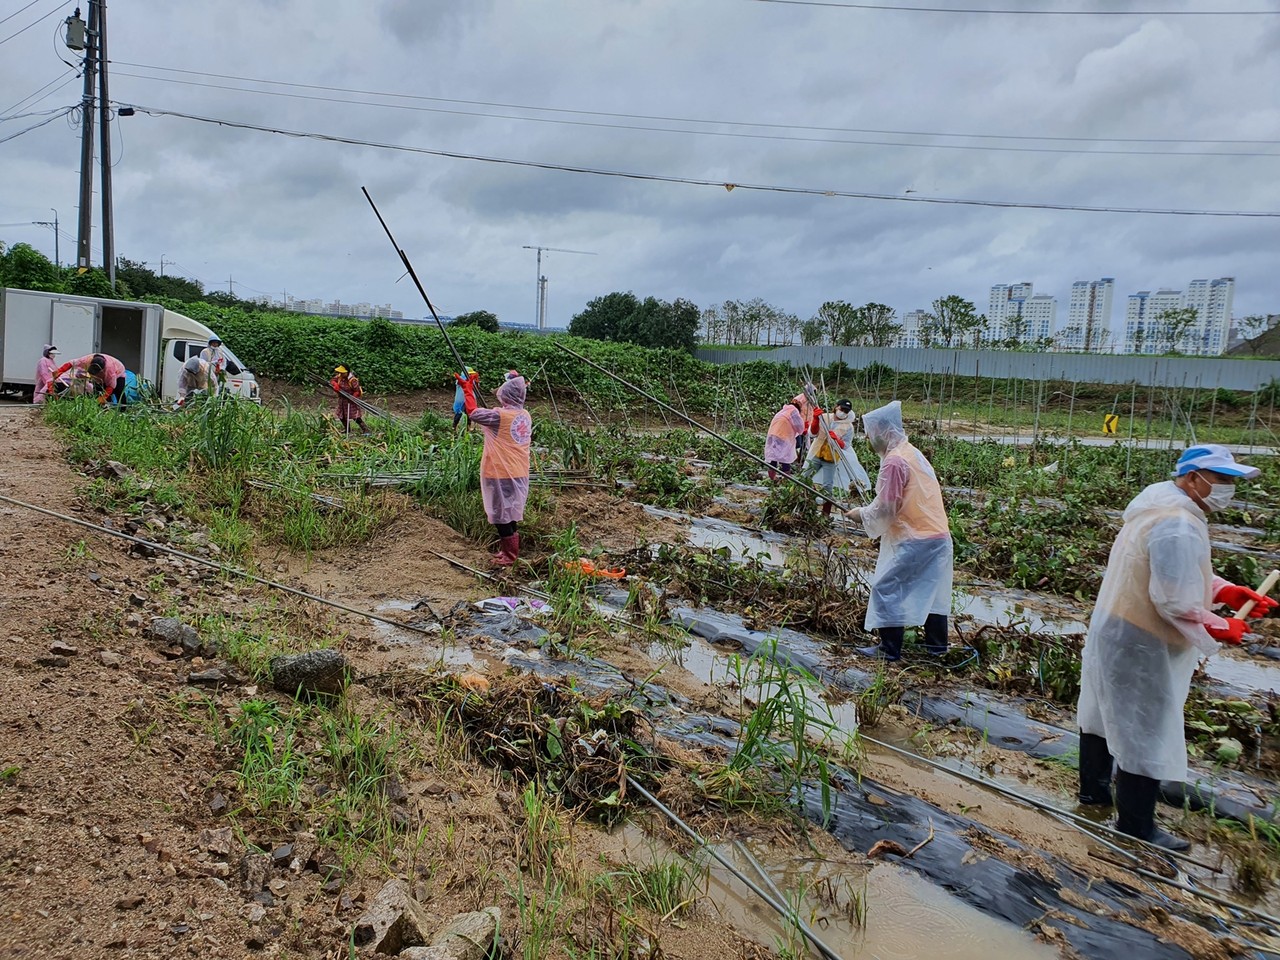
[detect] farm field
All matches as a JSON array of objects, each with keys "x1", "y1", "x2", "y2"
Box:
[{"x1": 4, "y1": 375, "x2": 1280, "y2": 960}]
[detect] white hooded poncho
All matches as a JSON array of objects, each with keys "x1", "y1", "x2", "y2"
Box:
[{"x1": 1077, "y1": 480, "x2": 1229, "y2": 782}]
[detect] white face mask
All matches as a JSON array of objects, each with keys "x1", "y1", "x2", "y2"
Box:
[
  {"x1": 834, "y1": 410, "x2": 850, "y2": 420},
  {"x1": 1200, "y1": 480, "x2": 1236, "y2": 512}
]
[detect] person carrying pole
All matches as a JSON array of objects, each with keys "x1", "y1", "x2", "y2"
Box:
[
  {"x1": 457, "y1": 369, "x2": 532, "y2": 568},
  {"x1": 1076, "y1": 444, "x2": 1277, "y2": 851},
  {"x1": 330, "y1": 366, "x2": 370, "y2": 435},
  {"x1": 48, "y1": 353, "x2": 128, "y2": 408},
  {"x1": 803, "y1": 398, "x2": 866, "y2": 517},
  {"x1": 764, "y1": 399, "x2": 806, "y2": 481},
  {"x1": 845, "y1": 400, "x2": 952, "y2": 661},
  {"x1": 453, "y1": 367, "x2": 477, "y2": 430}
]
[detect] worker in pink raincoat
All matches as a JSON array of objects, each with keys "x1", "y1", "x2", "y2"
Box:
[
  {"x1": 458, "y1": 369, "x2": 532, "y2": 567},
  {"x1": 48, "y1": 352, "x2": 128, "y2": 407},
  {"x1": 32, "y1": 344, "x2": 59, "y2": 404},
  {"x1": 763, "y1": 400, "x2": 805, "y2": 480}
]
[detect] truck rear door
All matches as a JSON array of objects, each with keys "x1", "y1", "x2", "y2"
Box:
[{"x1": 52, "y1": 300, "x2": 97, "y2": 360}]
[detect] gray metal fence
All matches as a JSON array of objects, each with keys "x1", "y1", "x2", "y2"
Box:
[{"x1": 695, "y1": 346, "x2": 1280, "y2": 392}]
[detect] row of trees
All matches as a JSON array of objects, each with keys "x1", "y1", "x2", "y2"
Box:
[{"x1": 568, "y1": 292, "x2": 701, "y2": 351}]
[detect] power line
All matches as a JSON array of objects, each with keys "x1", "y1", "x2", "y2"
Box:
[
  {"x1": 0, "y1": 103, "x2": 75, "y2": 123},
  {"x1": 747, "y1": 0, "x2": 1280, "y2": 13},
  {"x1": 0, "y1": 0, "x2": 43, "y2": 28},
  {"x1": 0, "y1": 105, "x2": 74, "y2": 145},
  {"x1": 112, "y1": 59, "x2": 1280, "y2": 148},
  {"x1": 118, "y1": 101, "x2": 1280, "y2": 218},
  {"x1": 0, "y1": 0, "x2": 66, "y2": 46}
]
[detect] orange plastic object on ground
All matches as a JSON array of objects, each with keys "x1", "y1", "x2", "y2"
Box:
[{"x1": 561, "y1": 558, "x2": 627, "y2": 580}]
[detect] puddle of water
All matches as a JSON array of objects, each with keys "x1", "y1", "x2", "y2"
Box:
[
  {"x1": 709, "y1": 842, "x2": 1056, "y2": 960},
  {"x1": 685, "y1": 523, "x2": 790, "y2": 567},
  {"x1": 610, "y1": 821, "x2": 1052, "y2": 959},
  {"x1": 955, "y1": 594, "x2": 1088, "y2": 635},
  {"x1": 646, "y1": 634, "x2": 861, "y2": 736},
  {"x1": 1203, "y1": 653, "x2": 1280, "y2": 695},
  {"x1": 370, "y1": 600, "x2": 476, "y2": 669}
]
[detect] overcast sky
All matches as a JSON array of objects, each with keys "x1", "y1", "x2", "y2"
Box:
[{"x1": 3, "y1": 0, "x2": 1279, "y2": 334}]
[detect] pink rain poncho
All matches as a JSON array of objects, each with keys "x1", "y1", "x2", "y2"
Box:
[
  {"x1": 49, "y1": 353, "x2": 127, "y2": 404},
  {"x1": 33, "y1": 351, "x2": 57, "y2": 404},
  {"x1": 1077, "y1": 481, "x2": 1232, "y2": 782},
  {"x1": 469, "y1": 376, "x2": 532, "y2": 524},
  {"x1": 763, "y1": 404, "x2": 805, "y2": 465},
  {"x1": 857, "y1": 401, "x2": 953, "y2": 630}
]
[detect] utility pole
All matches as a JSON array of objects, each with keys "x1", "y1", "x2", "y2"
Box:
[
  {"x1": 97, "y1": 0, "x2": 114, "y2": 284},
  {"x1": 32, "y1": 211, "x2": 60, "y2": 267},
  {"x1": 227, "y1": 275, "x2": 234, "y2": 295},
  {"x1": 159, "y1": 255, "x2": 168, "y2": 277},
  {"x1": 521, "y1": 245, "x2": 596, "y2": 330},
  {"x1": 75, "y1": 3, "x2": 98, "y2": 271}
]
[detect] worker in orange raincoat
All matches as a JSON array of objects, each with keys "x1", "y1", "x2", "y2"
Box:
[
  {"x1": 330, "y1": 366, "x2": 370, "y2": 435},
  {"x1": 457, "y1": 369, "x2": 532, "y2": 567}
]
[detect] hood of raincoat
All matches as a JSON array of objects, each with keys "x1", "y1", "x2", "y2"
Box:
[
  {"x1": 1122, "y1": 479, "x2": 1204, "y2": 524},
  {"x1": 862, "y1": 400, "x2": 908, "y2": 456},
  {"x1": 497, "y1": 375, "x2": 526, "y2": 408},
  {"x1": 183, "y1": 356, "x2": 206, "y2": 375}
]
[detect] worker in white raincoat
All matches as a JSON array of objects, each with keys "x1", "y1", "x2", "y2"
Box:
[
  {"x1": 803, "y1": 398, "x2": 868, "y2": 517},
  {"x1": 845, "y1": 401, "x2": 952, "y2": 660},
  {"x1": 1076, "y1": 444, "x2": 1276, "y2": 851}
]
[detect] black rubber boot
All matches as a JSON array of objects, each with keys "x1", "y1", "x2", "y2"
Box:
[
  {"x1": 1116, "y1": 769, "x2": 1190, "y2": 851},
  {"x1": 923, "y1": 614, "x2": 948, "y2": 655},
  {"x1": 858, "y1": 626, "x2": 904, "y2": 661},
  {"x1": 1077, "y1": 732, "x2": 1114, "y2": 806}
]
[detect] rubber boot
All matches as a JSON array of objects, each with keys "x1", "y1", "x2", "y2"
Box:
[
  {"x1": 768, "y1": 468, "x2": 777, "y2": 481},
  {"x1": 1077, "y1": 732, "x2": 1114, "y2": 806},
  {"x1": 1115, "y1": 769, "x2": 1190, "y2": 851},
  {"x1": 923, "y1": 613, "x2": 949, "y2": 656},
  {"x1": 857, "y1": 626, "x2": 903, "y2": 662},
  {"x1": 821, "y1": 501, "x2": 833, "y2": 518},
  {"x1": 492, "y1": 534, "x2": 519, "y2": 568}
]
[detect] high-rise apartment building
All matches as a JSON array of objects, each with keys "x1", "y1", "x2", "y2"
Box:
[
  {"x1": 988, "y1": 282, "x2": 1034, "y2": 341},
  {"x1": 1185, "y1": 278, "x2": 1235, "y2": 355},
  {"x1": 1124, "y1": 289, "x2": 1184, "y2": 354},
  {"x1": 1123, "y1": 279, "x2": 1235, "y2": 355},
  {"x1": 1023, "y1": 295, "x2": 1057, "y2": 342},
  {"x1": 898, "y1": 309, "x2": 931, "y2": 348},
  {"x1": 1059, "y1": 279, "x2": 1115, "y2": 352}
]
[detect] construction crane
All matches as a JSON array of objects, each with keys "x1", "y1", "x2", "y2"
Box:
[{"x1": 522, "y1": 245, "x2": 597, "y2": 330}]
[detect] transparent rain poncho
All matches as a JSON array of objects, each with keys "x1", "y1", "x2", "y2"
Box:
[
  {"x1": 803, "y1": 413, "x2": 869, "y2": 495},
  {"x1": 858, "y1": 401, "x2": 953, "y2": 629},
  {"x1": 1077, "y1": 480, "x2": 1230, "y2": 782}
]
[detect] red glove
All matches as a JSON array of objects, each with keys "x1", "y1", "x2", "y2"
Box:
[
  {"x1": 827, "y1": 430, "x2": 846, "y2": 449},
  {"x1": 809, "y1": 409, "x2": 823, "y2": 434},
  {"x1": 1206, "y1": 619, "x2": 1247, "y2": 645},
  {"x1": 1214, "y1": 584, "x2": 1278, "y2": 618}
]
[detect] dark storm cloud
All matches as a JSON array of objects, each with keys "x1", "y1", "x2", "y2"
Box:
[{"x1": 2, "y1": 0, "x2": 1277, "y2": 330}]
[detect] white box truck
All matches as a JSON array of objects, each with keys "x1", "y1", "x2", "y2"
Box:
[{"x1": 0, "y1": 287, "x2": 260, "y2": 403}]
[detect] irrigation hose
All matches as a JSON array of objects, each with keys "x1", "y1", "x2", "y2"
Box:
[
  {"x1": 626, "y1": 777, "x2": 843, "y2": 960},
  {"x1": 558, "y1": 343, "x2": 854, "y2": 512},
  {"x1": 0, "y1": 492, "x2": 444, "y2": 639}
]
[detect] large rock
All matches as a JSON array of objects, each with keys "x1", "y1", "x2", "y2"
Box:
[
  {"x1": 351, "y1": 879, "x2": 432, "y2": 954},
  {"x1": 399, "y1": 907, "x2": 502, "y2": 960},
  {"x1": 148, "y1": 617, "x2": 206, "y2": 657},
  {"x1": 270, "y1": 649, "x2": 348, "y2": 698}
]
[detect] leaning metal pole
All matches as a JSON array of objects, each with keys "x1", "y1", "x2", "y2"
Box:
[
  {"x1": 360, "y1": 187, "x2": 471, "y2": 377},
  {"x1": 558, "y1": 343, "x2": 851, "y2": 510}
]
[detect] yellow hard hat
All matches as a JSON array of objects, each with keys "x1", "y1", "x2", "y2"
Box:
[{"x1": 334, "y1": 365, "x2": 348, "y2": 374}]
